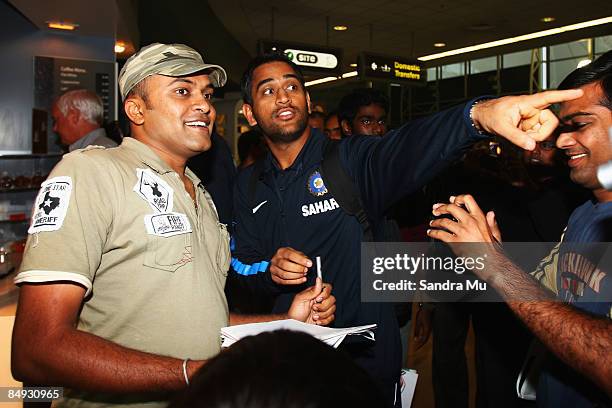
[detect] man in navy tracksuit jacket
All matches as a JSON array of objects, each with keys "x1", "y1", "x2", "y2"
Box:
[{"x1": 229, "y1": 54, "x2": 583, "y2": 406}]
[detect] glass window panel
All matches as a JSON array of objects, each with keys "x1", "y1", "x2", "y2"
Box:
[
  {"x1": 427, "y1": 67, "x2": 437, "y2": 82},
  {"x1": 594, "y1": 35, "x2": 612, "y2": 55},
  {"x1": 470, "y1": 56, "x2": 497, "y2": 74},
  {"x1": 441, "y1": 62, "x2": 464, "y2": 79},
  {"x1": 549, "y1": 40, "x2": 589, "y2": 60},
  {"x1": 549, "y1": 58, "x2": 584, "y2": 89},
  {"x1": 503, "y1": 50, "x2": 532, "y2": 69}
]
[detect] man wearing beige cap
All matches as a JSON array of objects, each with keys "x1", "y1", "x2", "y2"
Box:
[{"x1": 11, "y1": 43, "x2": 335, "y2": 407}]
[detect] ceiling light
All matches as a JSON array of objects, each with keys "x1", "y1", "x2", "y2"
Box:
[
  {"x1": 47, "y1": 21, "x2": 78, "y2": 31},
  {"x1": 305, "y1": 76, "x2": 337, "y2": 86},
  {"x1": 418, "y1": 16, "x2": 612, "y2": 61},
  {"x1": 305, "y1": 71, "x2": 358, "y2": 87},
  {"x1": 114, "y1": 42, "x2": 126, "y2": 53},
  {"x1": 349, "y1": 63, "x2": 357, "y2": 67},
  {"x1": 434, "y1": 42, "x2": 446, "y2": 48},
  {"x1": 540, "y1": 17, "x2": 556, "y2": 23},
  {"x1": 577, "y1": 59, "x2": 592, "y2": 68},
  {"x1": 333, "y1": 25, "x2": 348, "y2": 31}
]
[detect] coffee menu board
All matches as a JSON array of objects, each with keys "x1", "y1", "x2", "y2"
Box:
[{"x1": 34, "y1": 56, "x2": 117, "y2": 151}]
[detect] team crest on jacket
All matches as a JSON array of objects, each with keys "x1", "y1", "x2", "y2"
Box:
[{"x1": 307, "y1": 171, "x2": 327, "y2": 197}]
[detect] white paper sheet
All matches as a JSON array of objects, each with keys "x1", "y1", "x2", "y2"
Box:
[
  {"x1": 400, "y1": 369, "x2": 418, "y2": 408},
  {"x1": 220, "y1": 319, "x2": 376, "y2": 348}
]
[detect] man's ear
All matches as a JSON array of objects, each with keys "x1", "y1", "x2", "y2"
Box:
[
  {"x1": 124, "y1": 98, "x2": 145, "y2": 125},
  {"x1": 67, "y1": 108, "x2": 80, "y2": 125},
  {"x1": 341, "y1": 119, "x2": 352, "y2": 136},
  {"x1": 306, "y1": 92, "x2": 312, "y2": 115},
  {"x1": 242, "y1": 103, "x2": 258, "y2": 127}
]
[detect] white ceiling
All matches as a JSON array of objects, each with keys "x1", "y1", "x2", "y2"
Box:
[
  {"x1": 209, "y1": 0, "x2": 612, "y2": 69},
  {"x1": 8, "y1": 0, "x2": 139, "y2": 55},
  {"x1": 6, "y1": 0, "x2": 611, "y2": 76},
  {"x1": 9, "y1": 0, "x2": 116, "y2": 35}
]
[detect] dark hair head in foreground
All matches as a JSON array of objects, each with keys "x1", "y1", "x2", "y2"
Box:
[{"x1": 169, "y1": 330, "x2": 385, "y2": 408}]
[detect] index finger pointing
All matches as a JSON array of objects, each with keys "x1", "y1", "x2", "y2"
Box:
[{"x1": 524, "y1": 89, "x2": 583, "y2": 109}]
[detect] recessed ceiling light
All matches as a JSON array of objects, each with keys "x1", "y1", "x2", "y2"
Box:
[
  {"x1": 114, "y1": 42, "x2": 126, "y2": 53},
  {"x1": 434, "y1": 42, "x2": 446, "y2": 48},
  {"x1": 47, "y1": 21, "x2": 78, "y2": 31},
  {"x1": 349, "y1": 63, "x2": 357, "y2": 67},
  {"x1": 540, "y1": 17, "x2": 555, "y2": 23},
  {"x1": 333, "y1": 25, "x2": 348, "y2": 31}
]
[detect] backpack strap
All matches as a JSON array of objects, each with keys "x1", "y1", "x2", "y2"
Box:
[
  {"x1": 248, "y1": 159, "x2": 265, "y2": 208},
  {"x1": 320, "y1": 139, "x2": 374, "y2": 241}
]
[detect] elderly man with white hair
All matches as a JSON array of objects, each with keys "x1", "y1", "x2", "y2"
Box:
[{"x1": 51, "y1": 89, "x2": 117, "y2": 151}]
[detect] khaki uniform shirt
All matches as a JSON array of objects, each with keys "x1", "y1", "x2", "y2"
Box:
[{"x1": 16, "y1": 137, "x2": 230, "y2": 407}]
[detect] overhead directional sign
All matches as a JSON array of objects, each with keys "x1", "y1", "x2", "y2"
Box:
[
  {"x1": 259, "y1": 40, "x2": 342, "y2": 74},
  {"x1": 284, "y1": 49, "x2": 338, "y2": 69},
  {"x1": 359, "y1": 53, "x2": 425, "y2": 84}
]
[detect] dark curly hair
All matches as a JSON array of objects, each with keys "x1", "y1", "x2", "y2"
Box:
[{"x1": 558, "y1": 50, "x2": 611, "y2": 109}]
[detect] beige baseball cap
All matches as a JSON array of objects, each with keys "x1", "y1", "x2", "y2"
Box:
[{"x1": 118, "y1": 43, "x2": 227, "y2": 100}]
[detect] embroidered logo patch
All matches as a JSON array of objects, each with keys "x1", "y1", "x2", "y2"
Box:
[
  {"x1": 144, "y1": 212, "x2": 192, "y2": 237},
  {"x1": 307, "y1": 170, "x2": 328, "y2": 197},
  {"x1": 133, "y1": 168, "x2": 174, "y2": 213},
  {"x1": 28, "y1": 176, "x2": 72, "y2": 234}
]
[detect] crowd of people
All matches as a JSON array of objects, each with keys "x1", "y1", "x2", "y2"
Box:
[{"x1": 10, "y1": 41, "x2": 612, "y2": 408}]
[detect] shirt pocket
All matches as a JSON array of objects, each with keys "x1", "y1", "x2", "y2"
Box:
[
  {"x1": 216, "y1": 222, "x2": 230, "y2": 277},
  {"x1": 143, "y1": 233, "x2": 193, "y2": 273}
]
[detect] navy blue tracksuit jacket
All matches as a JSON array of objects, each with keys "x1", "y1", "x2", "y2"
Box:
[{"x1": 230, "y1": 101, "x2": 486, "y2": 406}]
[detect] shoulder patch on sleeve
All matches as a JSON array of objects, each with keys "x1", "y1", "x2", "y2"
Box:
[{"x1": 28, "y1": 176, "x2": 73, "y2": 234}]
